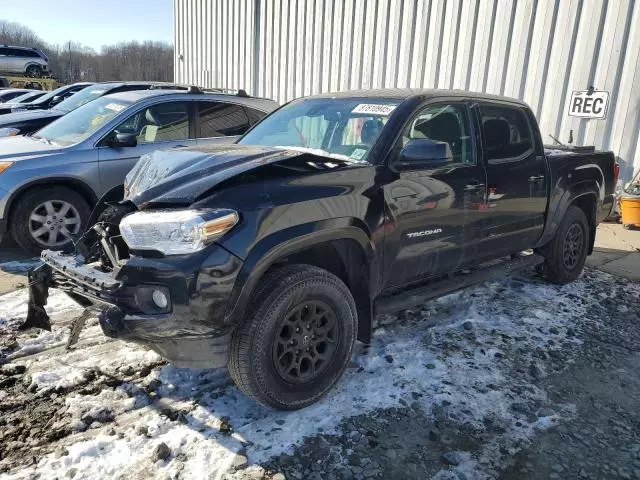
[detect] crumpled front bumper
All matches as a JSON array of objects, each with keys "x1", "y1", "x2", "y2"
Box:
[{"x1": 25, "y1": 248, "x2": 243, "y2": 368}]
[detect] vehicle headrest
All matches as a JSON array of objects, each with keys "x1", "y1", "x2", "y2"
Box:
[
  {"x1": 361, "y1": 118, "x2": 384, "y2": 145},
  {"x1": 483, "y1": 118, "x2": 510, "y2": 148},
  {"x1": 414, "y1": 112, "x2": 461, "y2": 148},
  {"x1": 145, "y1": 108, "x2": 159, "y2": 125}
]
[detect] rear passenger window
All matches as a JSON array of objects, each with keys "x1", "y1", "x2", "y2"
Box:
[
  {"x1": 198, "y1": 102, "x2": 250, "y2": 137},
  {"x1": 479, "y1": 105, "x2": 533, "y2": 161},
  {"x1": 244, "y1": 107, "x2": 267, "y2": 125}
]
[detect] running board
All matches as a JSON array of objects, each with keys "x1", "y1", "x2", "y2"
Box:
[{"x1": 375, "y1": 252, "x2": 544, "y2": 315}]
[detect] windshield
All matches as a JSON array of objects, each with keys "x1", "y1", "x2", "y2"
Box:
[
  {"x1": 55, "y1": 85, "x2": 111, "y2": 113},
  {"x1": 36, "y1": 96, "x2": 131, "y2": 146},
  {"x1": 239, "y1": 97, "x2": 399, "y2": 162},
  {"x1": 7, "y1": 91, "x2": 45, "y2": 104}
]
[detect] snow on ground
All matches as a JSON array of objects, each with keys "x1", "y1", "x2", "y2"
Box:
[{"x1": 1, "y1": 268, "x2": 637, "y2": 479}]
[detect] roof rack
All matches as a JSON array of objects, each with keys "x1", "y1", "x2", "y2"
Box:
[{"x1": 147, "y1": 83, "x2": 250, "y2": 97}]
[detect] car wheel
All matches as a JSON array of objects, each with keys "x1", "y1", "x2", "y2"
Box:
[
  {"x1": 11, "y1": 186, "x2": 91, "y2": 255},
  {"x1": 542, "y1": 205, "x2": 589, "y2": 284},
  {"x1": 229, "y1": 264, "x2": 358, "y2": 410},
  {"x1": 26, "y1": 65, "x2": 43, "y2": 78}
]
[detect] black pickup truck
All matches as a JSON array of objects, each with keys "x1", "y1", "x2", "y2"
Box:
[{"x1": 26, "y1": 89, "x2": 617, "y2": 409}]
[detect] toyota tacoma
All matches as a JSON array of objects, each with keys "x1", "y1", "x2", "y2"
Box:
[{"x1": 25, "y1": 89, "x2": 617, "y2": 409}]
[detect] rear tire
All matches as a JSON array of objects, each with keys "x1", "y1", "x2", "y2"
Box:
[
  {"x1": 228, "y1": 264, "x2": 357, "y2": 410},
  {"x1": 11, "y1": 186, "x2": 91, "y2": 256},
  {"x1": 541, "y1": 205, "x2": 589, "y2": 284},
  {"x1": 26, "y1": 65, "x2": 43, "y2": 78}
]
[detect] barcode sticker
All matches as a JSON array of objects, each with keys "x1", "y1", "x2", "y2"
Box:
[{"x1": 351, "y1": 104, "x2": 397, "y2": 115}]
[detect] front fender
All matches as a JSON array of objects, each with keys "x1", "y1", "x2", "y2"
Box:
[
  {"x1": 535, "y1": 179, "x2": 601, "y2": 248},
  {"x1": 223, "y1": 217, "x2": 376, "y2": 324}
]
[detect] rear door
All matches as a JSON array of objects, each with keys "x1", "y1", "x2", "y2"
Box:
[
  {"x1": 195, "y1": 101, "x2": 252, "y2": 145},
  {"x1": 97, "y1": 100, "x2": 197, "y2": 193},
  {"x1": 476, "y1": 102, "x2": 547, "y2": 255},
  {"x1": 383, "y1": 101, "x2": 487, "y2": 288}
]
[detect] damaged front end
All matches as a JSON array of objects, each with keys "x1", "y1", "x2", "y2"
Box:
[{"x1": 22, "y1": 202, "x2": 135, "y2": 346}]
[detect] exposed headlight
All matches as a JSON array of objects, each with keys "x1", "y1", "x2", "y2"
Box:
[
  {"x1": 119, "y1": 209, "x2": 239, "y2": 255},
  {"x1": 0, "y1": 128, "x2": 20, "y2": 138}
]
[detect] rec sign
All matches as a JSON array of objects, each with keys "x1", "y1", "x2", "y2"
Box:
[{"x1": 568, "y1": 90, "x2": 610, "y2": 119}]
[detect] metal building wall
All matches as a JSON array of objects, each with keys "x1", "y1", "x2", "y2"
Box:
[{"x1": 174, "y1": 0, "x2": 640, "y2": 180}]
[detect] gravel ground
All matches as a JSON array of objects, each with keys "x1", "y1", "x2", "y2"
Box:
[{"x1": 0, "y1": 265, "x2": 639, "y2": 479}]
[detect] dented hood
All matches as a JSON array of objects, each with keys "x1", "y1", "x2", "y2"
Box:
[{"x1": 124, "y1": 144, "x2": 351, "y2": 208}]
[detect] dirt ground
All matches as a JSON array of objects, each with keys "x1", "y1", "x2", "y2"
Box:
[{"x1": 0, "y1": 224, "x2": 639, "y2": 479}]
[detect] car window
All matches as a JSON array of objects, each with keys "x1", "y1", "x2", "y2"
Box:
[
  {"x1": 9, "y1": 91, "x2": 45, "y2": 103},
  {"x1": 36, "y1": 96, "x2": 132, "y2": 146},
  {"x1": 111, "y1": 101, "x2": 190, "y2": 144},
  {"x1": 239, "y1": 97, "x2": 400, "y2": 162},
  {"x1": 479, "y1": 104, "x2": 533, "y2": 160},
  {"x1": 244, "y1": 106, "x2": 267, "y2": 125},
  {"x1": 403, "y1": 103, "x2": 473, "y2": 164},
  {"x1": 197, "y1": 102, "x2": 250, "y2": 137},
  {"x1": 54, "y1": 86, "x2": 110, "y2": 113},
  {"x1": 0, "y1": 48, "x2": 8, "y2": 56}
]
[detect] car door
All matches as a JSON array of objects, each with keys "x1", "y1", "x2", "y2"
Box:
[
  {"x1": 195, "y1": 101, "x2": 252, "y2": 146},
  {"x1": 97, "y1": 100, "x2": 197, "y2": 193},
  {"x1": 476, "y1": 103, "x2": 547, "y2": 255},
  {"x1": 383, "y1": 101, "x2": 487, "y2": 288},
  {"x1": 0, "y1": 48, "x2": 10, "y2": 72},
  {"x1": 8, "y1": 48, "x2": 25, "y2": 73}
]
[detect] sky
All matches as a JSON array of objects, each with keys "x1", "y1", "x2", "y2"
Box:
[{"x1": 1, "y1": 0, "x2": 173, "y2": 50}]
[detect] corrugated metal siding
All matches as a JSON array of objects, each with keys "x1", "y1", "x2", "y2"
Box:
[{"x1": 175, "y1": 0, "x2": 640, "y2": 180}]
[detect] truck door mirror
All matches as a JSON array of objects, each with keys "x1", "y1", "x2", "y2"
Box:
[{"x1": 392, "y1": 138, "x2": 452, "y2": 171}]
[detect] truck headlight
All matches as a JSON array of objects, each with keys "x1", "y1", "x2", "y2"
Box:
[{"x1": 119, "y1": 209, "x2": 239, "y2": 255}]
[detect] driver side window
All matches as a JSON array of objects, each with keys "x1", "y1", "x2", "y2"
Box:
[
  {"x1": 111, "y1": 102, "x2": 190, "y2": 144},
  {"x1": 403, "y1": 103, "x2": 473, "y2": 164}
]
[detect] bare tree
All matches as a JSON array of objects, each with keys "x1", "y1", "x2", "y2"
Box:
[{"x1": 0, "y1": 20, "x2": 174, "y2": 83}]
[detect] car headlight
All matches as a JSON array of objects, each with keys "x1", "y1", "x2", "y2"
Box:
[
  {"x1": 0, "y1": 128, "x2": 20, "y2": 138},
  {"x1": 119, "y1": 209, "x2": 239, "y2": 255}
]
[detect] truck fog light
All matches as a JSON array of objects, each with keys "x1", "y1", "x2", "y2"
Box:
[{"x1": 152, "y1": 289, "x2": 169, "y2": 309}]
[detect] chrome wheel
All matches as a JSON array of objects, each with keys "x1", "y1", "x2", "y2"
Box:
[
  {"x1": 562, "y1": 223, "x2": 584, "y2": 270},
  {"x1": 28, "y1": 200, "x2": 81, "y2": 248},
  {"x1": 272, "y1": 300, "x2": 339, "y2": 384}
]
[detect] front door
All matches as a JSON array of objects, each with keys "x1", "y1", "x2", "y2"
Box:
[
  {"x1": 383, "y1": 101, "x2": 487, "y2": 288},
  {"x1": 476, "y1": 103, "x2": 548, "y2": 255},
  {"x1": 97, "y1": 101, "x2": 197, "y2": 194}
]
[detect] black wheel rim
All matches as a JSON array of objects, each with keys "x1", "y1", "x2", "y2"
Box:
[
  {"x1": 272, "y1": 300, "x2": 339, "y2": 384},
  {"x1": 563, "y1": 223, "x2": 585, "y2": 270}
]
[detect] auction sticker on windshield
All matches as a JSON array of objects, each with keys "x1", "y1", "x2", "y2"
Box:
[
  {"x1": 352, "y1": 104, "x2": 397, "y2": 115},
  {"x1": 105, "y1": 103, "x2": 127, "y2": 112}
]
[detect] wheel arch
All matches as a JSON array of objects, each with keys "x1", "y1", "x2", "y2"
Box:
[
  {"x1": 224, "y1": 219, "x2": 378, "y2": 343},
  {"x1": 6, "y1": 178, "x2": 98, "y2": 231}
]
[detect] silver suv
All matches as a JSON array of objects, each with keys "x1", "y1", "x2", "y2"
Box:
[{"x1": 0, "y1": 46, "x2": 49, "y2": 78}]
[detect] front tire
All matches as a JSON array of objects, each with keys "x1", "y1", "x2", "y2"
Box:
[
  {"x1": 229, "y1": 264, "x2": 357, "y2": 410},
  {"x1": 11, "y1": 186, "x2": 91, "y2": 255},
  {"x1": 541, "y1": 205, "x2": 590, "y2": 284}
]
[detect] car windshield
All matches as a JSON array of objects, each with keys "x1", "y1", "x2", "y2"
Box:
[
  {"x1": 35, "y1": 96, "x2": 131, "y2": 146},
  {"x1": 239, "y1": 97, "x2": 400, "y2": 162},
  {"x1": 55, "y1": 85, "x2": 112, "y2": 113},
  {"x1": 7, "y1": 91, "x2": 45, "y2": 104}
]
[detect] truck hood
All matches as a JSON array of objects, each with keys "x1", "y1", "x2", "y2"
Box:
[
  {"x1": 125, "y1": 144, "x2": 359, "y2": 207},
  {"x1": 0, "y1": 109, "x2": 62, "y2": 128},
  {"x1": 0, "y1": 134, "x2": 64, "y2": 160}
]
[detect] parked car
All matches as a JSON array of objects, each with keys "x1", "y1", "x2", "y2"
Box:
[
  {"x1": 0, "y1": 82, "x2": 195, "y2": 137},
  {"x1": 2, "y1": 90, "x2": 47, "y2": 106},
  {"x1": 0, "y1": 87, "x2": 278, "y2": 253},
  {"x1": 0, "y1": 83, "x2": 93, "y2": 115},
  {"x1": 0, "y1": 88, "x2": 32, "y2": 103},
  {"x1": 25, "y1": 89, "x2": 618, "y2": 409},
  {"x1": 0, "y1": 46, "x2": 49, "y2": 78}
]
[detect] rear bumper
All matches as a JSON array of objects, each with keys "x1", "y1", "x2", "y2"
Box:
[{"x1": 28, "y1": 248, "x2": 243, "y2": 368}]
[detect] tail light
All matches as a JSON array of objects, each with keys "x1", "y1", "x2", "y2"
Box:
[{"x1": 614, "y1": 161, "x2": 620, "y2": 185}]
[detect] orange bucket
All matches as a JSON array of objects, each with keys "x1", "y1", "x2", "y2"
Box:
[{"x1": 620, "y1": 196, "x2": 640, "y2": 227}]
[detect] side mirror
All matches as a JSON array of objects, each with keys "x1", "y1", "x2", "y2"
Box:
[
  {"x1": 109, "y1": 132, "x2": 137, "y2": 148},
  {"x1": 50, "y1": 95, "x2": 62, "y2": 105},
  {"x1": 391, "y1": 138, "x2": 452, "y2": 171}
]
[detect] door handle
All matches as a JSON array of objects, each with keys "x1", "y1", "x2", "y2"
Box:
[
  {"x1": 464, "y1": 182, "x2": 485, "y2": 191},
  {"x1": 529, "y1": 175, "x2": 545, "y2": 183}
]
